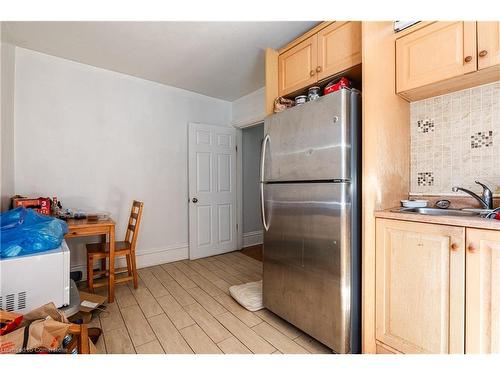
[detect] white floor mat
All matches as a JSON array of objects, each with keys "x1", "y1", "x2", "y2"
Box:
[{"x1": 229, "y1": 280, "x2": 264, "y2": 312}]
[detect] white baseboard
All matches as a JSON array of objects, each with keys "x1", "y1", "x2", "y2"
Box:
[
  {"x1": 243, "y1": 230, "x2": 263, "y2": 248},
  {"x1": 71, "y1": 243, "x2": 188, "y2": 281}
]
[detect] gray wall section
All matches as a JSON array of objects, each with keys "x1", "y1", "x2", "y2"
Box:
[
  {"x1": 242, "y1": 124, "x2": 264, "y2": 233},
  {"x1": 1, "y1": 34, "x2": 16, "y2": 212}
]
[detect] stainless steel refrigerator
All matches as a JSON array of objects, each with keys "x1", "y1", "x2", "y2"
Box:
[{"x1": 260, "y1": 88, "x2": 361, "y2": 354}]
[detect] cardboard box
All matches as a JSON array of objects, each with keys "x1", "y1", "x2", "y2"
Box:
[
  {"x1": 78, "y1": 291, "x2": 107, "y2": 313},
  {"x1": 13, "y1": 197, "x2": 51, "y2": 215}
]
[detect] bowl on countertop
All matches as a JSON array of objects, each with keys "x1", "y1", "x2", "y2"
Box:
[{"x1": 401, "y1": 199, "x2": 428, "y2": 208}]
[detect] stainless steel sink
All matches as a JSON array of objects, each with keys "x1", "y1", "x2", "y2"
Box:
[{"x1": 394, "y1": 207, "x2": 482, "y2": 217}]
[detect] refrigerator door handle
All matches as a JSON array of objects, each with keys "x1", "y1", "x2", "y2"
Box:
[
  {"x1": 260, "y1": 134, "x2": 270, "y2": 231},
  {"x1": 260, "y1": 134, "x2": 270, "y2": 183},
  {"x1": 260, "y1": 182, "x2": 269, "y2": 231}
]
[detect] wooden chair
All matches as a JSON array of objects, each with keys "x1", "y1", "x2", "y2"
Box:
[
  {"x1": 86, "y1": 201, "x2": 143, "y2": 292},
  {"x1": 66, "y1": 324, "x2": 90, "y2": 354}
]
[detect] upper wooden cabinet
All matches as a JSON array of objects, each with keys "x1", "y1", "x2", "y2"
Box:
[
  {"x1": 396, "y1": 21, "x2": 500, "y2": 101},
  {"x1": 278, "y1": 35, "x2": 318, "y2": 97},
  {"x1": 396, "y1": 22, "x2": 477, "y2": 94},
  {"x1": 376, "y1": 219, "x2": 465, "y2": 354},
  {"x1": 317, "y1": 22, "x2": 362, "y2": 81},
  {"x1": 277, "y1": 21, "x2": 361, "y2": 97},
  {"x1": 477, "y1": 22, "x2": 500, "y2": 70},
  {"x1": 466, "y1": 228, "x2": 500, "y2": 354}
]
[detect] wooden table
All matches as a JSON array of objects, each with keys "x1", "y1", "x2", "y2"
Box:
[{"x1": 64, "y1": 218, "x2": 116, "y2": 303}]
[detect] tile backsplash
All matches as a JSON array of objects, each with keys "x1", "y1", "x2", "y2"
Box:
[{"x1": 410, "y1": 81, "x2": 500, "y2": 196}]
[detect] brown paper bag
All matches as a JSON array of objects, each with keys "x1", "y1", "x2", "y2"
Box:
[
  {"x1": 0, "y1": 303, "x2": 71, "y2": 354},
  {"x1": 89, "y1": 339, "x2": 99, "y2": 354},
  {"x1": 22, "y1": 302, "x2": 69, "y2": 325}
]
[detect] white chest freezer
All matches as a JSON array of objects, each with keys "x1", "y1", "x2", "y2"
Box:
[{"x1": 0, "y1": 240, "x2": 70, "y2": 313}]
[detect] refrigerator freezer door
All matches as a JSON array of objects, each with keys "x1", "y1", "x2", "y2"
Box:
[
  {"x1": 263, "y1": 89, "x2": 352, "y2": 182},
  {"x1": 262, "y1": 182, "x2": 351, "y2": 353}
]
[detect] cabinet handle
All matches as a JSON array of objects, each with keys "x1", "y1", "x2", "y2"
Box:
[
  {"x1": 467, "y1": 243, "x2": 477, "y2": 253},
  {"x1": 310, "y1": 70, "x2": 315, "y2": 77},
  {"x1": 450, "y1": 243, "x2": 459, "y2": 251},
  {"x1": 464, "y1": 55, "x2": 472, "y2": 63},
  {"x1": 479, "y1": 50, "x2": 488, "y2": 58},
  {"x1": 316, "y1": 66, "x2": 322, "y2": 73}
]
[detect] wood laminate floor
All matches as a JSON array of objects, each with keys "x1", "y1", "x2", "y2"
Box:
[
  {"x1": 86, "y1": 250, "x2": 332, "y2": 354},
  {"x1": 240, "y1": 244, "x2": 263, "y2": 262}
]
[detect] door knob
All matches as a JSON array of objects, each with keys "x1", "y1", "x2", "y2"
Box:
[
  {"x1": 309, "y1": 70, "x2": 315, "y2": 77},
  {"x1": 192, "y1": 198, "x2": 198, "y2": 203},
  {"x1": 316, "y1": 66, "x2": 322, "y2": 73},
  {"x1": 478, "y1": 50, "x2": 488, "y2": 57},
  {"x1": 464, "y1": 55, "x2": 473, "y2": 63}
]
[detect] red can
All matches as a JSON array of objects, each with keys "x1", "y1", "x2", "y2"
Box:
[{"x1": 324, "y1": 77, "x2": 351, "y2": 95}]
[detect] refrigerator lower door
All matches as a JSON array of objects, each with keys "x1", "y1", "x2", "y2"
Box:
[{"x1": 262, "y1": 182, "x2": 352, "y2": 353}]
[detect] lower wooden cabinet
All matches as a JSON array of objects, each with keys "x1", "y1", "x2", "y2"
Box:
[
  {"x1": 376, "y1": 219, "x2": 500, "y2": 354},
  {"x1": 466, "y1": 228, "x2": 500, "y2": 354},
  {"x1": 376, "y1": 219, "x2": 465, "y2": 353}
]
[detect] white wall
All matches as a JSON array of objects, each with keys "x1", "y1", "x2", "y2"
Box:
[
  {"x1": 242, "y1": 124, "x2": 264, "y2": 247},
  {"x1": 14, "y1": 48, "x2": 232, "y2": 271},
  {"x1": 1, "y1": 24, "x2": 16, "y2": 211},
  {"x1": 231, "y1": 87, "x2": 265, "y2": 127}
]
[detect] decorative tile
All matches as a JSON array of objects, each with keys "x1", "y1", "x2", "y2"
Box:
[
  {"x1": 410, "y1": 81, "x2": 500, "y2": 195},
  {"x1": 470, "y1": 131, "x2": 493, "y2": 149},
  {"x1": 417, "y1": 172, "x2": 434, "y2": 186},
  {"x1": 417, "y1": 119, "x2": 435, "y2": 133}
]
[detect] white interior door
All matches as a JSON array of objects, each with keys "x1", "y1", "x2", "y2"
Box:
[{"x1": 188, "y1": 123, "x2": 237, "y2": 260}]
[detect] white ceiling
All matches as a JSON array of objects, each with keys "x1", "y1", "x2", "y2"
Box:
[{"x1": 3, "y1": 21, "x2": 319, "y2": 101}]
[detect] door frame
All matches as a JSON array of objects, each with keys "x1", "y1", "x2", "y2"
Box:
[
  {"x1": 234, "y1": 118, "x2": 266, "y2": 251},
  {"x1": 187, "y1": 122, "x2": 240, "y2": 259}
]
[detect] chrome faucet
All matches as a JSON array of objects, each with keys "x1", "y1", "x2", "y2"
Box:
[{"x1": 452, "y1": 181, "x2": 493, "y2": 210}]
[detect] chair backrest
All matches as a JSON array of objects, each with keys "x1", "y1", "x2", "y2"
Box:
[{"x1": 125, "y1": 200, "x2": 144, "y2": 250}]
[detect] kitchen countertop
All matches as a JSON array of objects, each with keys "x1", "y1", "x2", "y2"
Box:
[{"x1": 375, "y1": 208, "x2": 500, "y2": 231}]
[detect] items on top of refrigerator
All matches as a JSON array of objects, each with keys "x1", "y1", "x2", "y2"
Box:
[
  {"x1": 324, "y1": 77, "x2": 351, "y2": 95},
  {"x1": 294, "y1": 95, "x2": 307, "y2": 106},
  {"x1": 273, "y1": 96, "x2": 294, "y2": 113},
  {"x1": 274, "y1": 76, "x2": 353, "y2": 113},
  {"x1": 307, "y1": 86, "x2": 321, "y2": 101}
]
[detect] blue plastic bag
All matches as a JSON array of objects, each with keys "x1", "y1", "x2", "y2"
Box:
[{"x1": 0, "y1": 207, "x2": 68, "y2": 259}]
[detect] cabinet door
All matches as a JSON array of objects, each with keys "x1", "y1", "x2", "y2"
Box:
[
  {"x1": 466, "y1": 228, "x2": 500, "y2": 353},
  {"x1": 376, "y1": 219, "x2": 465, "y2": 353},
  {"x1": 278, "y1": 34, "x2": 318, "y2": 96},
  {"x1": 317, "y1": 21, "x2": 361, "y2": 81},
  {"x1": 477, "y1": 22, "x2": 500, "y2": 70},
  {"x1": 396, "y1": 22, "x2": 477, "y2": 93}
]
